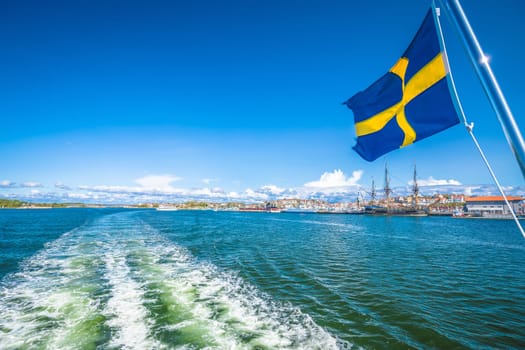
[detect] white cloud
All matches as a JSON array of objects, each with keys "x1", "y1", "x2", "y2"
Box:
[
  {"x1": 67, "y1": 192, "x2": 93, "y2": 200},
  {"x1": 189, "y1": 187, "x2": 226, "y2": 197},
  {"x1": 55, "y1": 182, "x2": 72, "y2": 190},
  {"x1": 227, "y1": 191, "x2": 240, "y2": 198},
  {"x1": 463, "y1": 186, "x2": 480, "y2": 196},
  {"x1": 78, "y1": 184, "x2": 183, "y2": 196},
  {"x1": 244, "y1": 188, "x2": 269, "y2": 201},
  {"x1": 134, "y1": 174, "x2": 182, "y2": 191},
  {"x1": 412, "y1": 176, "x2": 462, "y2": 187},
  {"x1": 304, "y1": 169, "x2": 363, "y2": 189},
  {"x1": 4, "y1": 180, "x2": 524, "y2": 205},
  {"x1": 260, "y1": 184, "x2": 286, "y2": 195},
  {"x1": 7, "y1": 169, "x2": 513, "y2": 205},
  {"x1": 77, "y1": 181, "x2": 233, "y2": 202},
  {"x1": 21, "y1": 182, "x2": 43, "y2": 188},
  {"x1": 0, "y1": 180, "x2": 16, "y2": 188},
  {"x1": 79, "y1": 185, "x2": 127, "y2": 193}
]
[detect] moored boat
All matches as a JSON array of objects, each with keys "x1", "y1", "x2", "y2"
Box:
[{"x1": 156, "y1": 205, "x2": 178, "y2": 211}]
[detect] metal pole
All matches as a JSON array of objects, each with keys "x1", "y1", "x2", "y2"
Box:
[{"x1": 439, "y1": 0, "x2": 525, "y2": 180}]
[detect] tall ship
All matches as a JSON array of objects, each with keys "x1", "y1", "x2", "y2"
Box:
[{"x1": 364, "y1": 164, "x2": 427, "y2": 216}]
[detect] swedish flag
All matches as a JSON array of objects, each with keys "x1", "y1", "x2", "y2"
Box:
[{"x1": 344, "y1": 9, "x2": 460, "y2": 161}]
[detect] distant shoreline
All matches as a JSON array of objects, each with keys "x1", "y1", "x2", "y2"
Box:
[{"x1": 2, "y1": 206, "x2": 523, "y2": 220}]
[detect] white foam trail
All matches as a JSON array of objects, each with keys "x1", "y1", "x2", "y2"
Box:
[
  {"x1": 103, "y1": 250, "x2": 159, "y2": 350},
  {"x1": 1, "y1": 212, "x2": 344, "y2": 349},
  {"x1": 0, "y1": 233, "x2": 105, "y2": 350},
  {"x1": 132, "y1": 224, "x2": 341, "y2": 349}
]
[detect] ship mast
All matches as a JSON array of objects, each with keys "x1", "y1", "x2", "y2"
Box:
[
  {"x1": 370, "y1": 178, "x2": 376, "y2": 205},
  {"x1": 412, "y1": 164, "x2": 419, "y2": 208},
  {"x1": 384, "y1": 163, "x2": 391, "y2": 208}
]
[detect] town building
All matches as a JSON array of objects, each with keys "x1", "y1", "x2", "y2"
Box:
[{"x1": 464, "y1": 196, "x2": 524, "y2": 217}]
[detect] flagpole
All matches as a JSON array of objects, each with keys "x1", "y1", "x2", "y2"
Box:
[{"x1": 439, "y1": 0, "x2": 525, "y2": 180}]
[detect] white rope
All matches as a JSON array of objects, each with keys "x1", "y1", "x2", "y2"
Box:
[{"x1": 435, "y1": 5, "x2": 525, "y2": 238}]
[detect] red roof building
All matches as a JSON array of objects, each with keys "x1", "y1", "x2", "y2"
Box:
[
  {"x1": 465, "y1": 196, "x2": 523, "y2": 202},
  {"x1": 465, "y1": 196, "x2": 524, "y2": 217}
]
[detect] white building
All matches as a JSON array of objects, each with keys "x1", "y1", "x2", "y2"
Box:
[{"x1": 465, "y1": 196, "x2": 523, "y2": 217}]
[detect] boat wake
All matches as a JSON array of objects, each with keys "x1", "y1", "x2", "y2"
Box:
[{"x1": 0, "y1": 211, "x2": 339, "y2": 349}]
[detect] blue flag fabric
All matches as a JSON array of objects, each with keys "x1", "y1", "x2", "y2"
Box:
[{"x1": 344, "y1": 9, "x2": 460, "y2": 161}]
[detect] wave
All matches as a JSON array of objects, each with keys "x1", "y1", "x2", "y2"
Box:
[{"x1": 0, "y1": 212, "x2": 340, "y2": 349}]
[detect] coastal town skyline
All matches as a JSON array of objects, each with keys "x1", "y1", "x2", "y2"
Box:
[
  {"x1": 2, "y1": 167, "x2": 523, "y2": 204},
  {"x1": 2, "y1": 0, "x2": 524, "y2": 204}
]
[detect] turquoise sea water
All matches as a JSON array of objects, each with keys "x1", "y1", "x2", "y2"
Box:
[{"x1": 1, "y1": 209, "x2": 524, "y2": 349}]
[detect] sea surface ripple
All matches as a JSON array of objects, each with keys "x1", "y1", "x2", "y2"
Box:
[{"x1": 1, "y1": 209, "x2": 525, "y2": 349}]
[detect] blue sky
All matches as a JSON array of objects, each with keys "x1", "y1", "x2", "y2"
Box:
[{"x1": 1, "y1": 0, "x2": 524, "y2": 203}]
